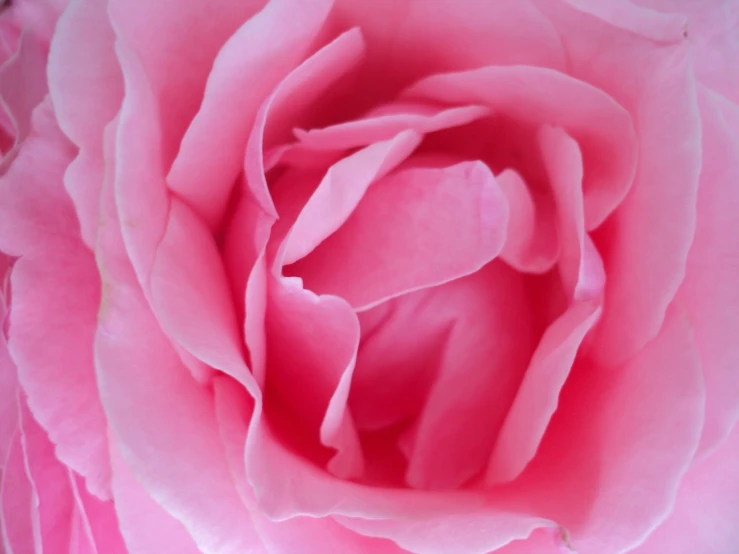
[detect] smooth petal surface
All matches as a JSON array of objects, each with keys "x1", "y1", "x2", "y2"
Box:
[
  {"x1": 294, "y1": 103, "x2": 490, "y2": 151},
  {"x1": 265, "y1": 278, "x2": 362, "y2": 478},
  {"x1": 540, "y1": 125, "x2": 605, "y2": 301},
  {"x1": 513, "y1": 306, "x2": 704, "y2": 553},
  {"x1": 109, "y1": 0, "x2": 266, "y2": 168},
  {"x1": 286, "y1": 162, "x2": 509, "y2": 310},
  {"x1": 634, "y1": 0, "x2": 739, "y2": 104},
  {"x1": 0, "y1": 101, "x2": 112, "y2": 499},
  {"x1": 1, "y1": 432, "x2": 34, "y2": 554},
  {"x1": 679, "y1": 89, "x2": 739, "y2": 455},
  {"x1": 486, "y1": 301, "x2": 601, "y2": 484},
  {"x1": 404, "y1": 263, "x2": 535, "y2": 491},
  {"x1": 110, "y1": 441, "x2": 204, "y2": 554},
  {"x1": 68, "y1": 473, "x2": 127, "y2": 554},
  {"x1": 281, "y1": 130, "x2": 421, "y2": 266},
  {"x1": 96, "y1": 166, "x2": 263, "y2": 554},
  {"x1": 18, "y1": 400, "x2": 74, "y2": 553},
  {"x1": 0, "y1": 30, "x2": 47, "y2": 172},
  {"x1": 535, "y1": 0, "x2": 702, "y2": 368},
  {"x1": 170, "y1": 0, "x2": 333, "y2": 225},
  {"x1": 625, "y1": 423, "x2": 739, "y2": 554},
  {"x1": 404, "y1": 65, "x2": 637, "y2": 230},
  {"x1": 243, "y1": 24, "x2": 366, "y2": 221},
  {"x1": 47, "y1": 0, "x2": 122, "y2": 246},
  {"x1": 334, "y1": 0, "x2": 565, "y2": 95},
  {"x1": 497, "y1": 168, "x2": 559, "y2": 274}
]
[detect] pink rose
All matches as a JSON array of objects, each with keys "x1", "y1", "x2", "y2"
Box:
[{"x1": 1, "y1": 0, "x2": 738, "y2": 552}]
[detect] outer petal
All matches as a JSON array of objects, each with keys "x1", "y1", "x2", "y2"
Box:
[
  {"x1": 95, "y1": 139, "x2": 263, "y2": 554},
  {"x1": 512, "y1": 306, "x2": 704, "y2": 553},
  {"x1": 110, "y1": 441, "x2": 204, "y2": 554},
  {"x1": 535, "y1": 0, "x2": 702, "y2": 368},
  {"x1": 47, "y1": 0, "x2": 123, "y2": 247},
  {"x1": 625, "y1": 422, "x2": 739, "y2": 554},
  {"x1": 632, "y1": 0, "x2": 739, "y2": 105},
  {"x1": 0, "y1": 100, "x2": 112, "y2": 499},
  {"x1": 678, "y1": 89, "x2": 739, "y2": 456},
  {"x1": 286, "y1": 162, "x2": 509, "y2": 310},
  {"x1": 169, "y1": 0, "x2": 334, "y2": 226}
]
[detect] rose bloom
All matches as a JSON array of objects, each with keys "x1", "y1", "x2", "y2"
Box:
[{"x1": 1, "y1": 0, "x2": 738, "y2": 552}]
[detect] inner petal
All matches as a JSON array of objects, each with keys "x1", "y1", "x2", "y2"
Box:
[
  {"x1": 403, "y1": 262, "x2": 535, "y2": 491},
  {"x1": 403, "y1": 65, "x2": 638, "y2": 230},
  {"x1": 284, "y1": 161, "x2": 509, "y2": 311}
]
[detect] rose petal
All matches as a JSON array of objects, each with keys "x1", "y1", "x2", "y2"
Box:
[
  {"x1": 633, "y1": 0, "x2": 739, "y2": 105},
  {"x1": 110, "y1": 441, "x2": 206, "y2": 554},
  {"x1": 47, "y1": 0, "x2": 122, "y2": 247},
  {"x1": 18, "y1": 399, "x2": 74, "y2": 553},
  {"x1": 535, "y1": 0, "x2": 702, "y2": 369},
  {"x1": 539, "y1": 125, "x2": 606, "y2": 301},
  {"x1": 109, "y1": 0, "x2": 266, "y2": 169},
  {"x1": 625, "y1": 421, "x2": 739, "y2": 554},
  {"x1": 404, "y1": 65, "x2": 638, "y2": 231},
  {"x1": 497, "y1": 168, "x2": 559, "y2": 274},
  {"x1": 404, "y1": 262, "x2": 535, "y2": 491},
  {"x1": 513, "y1": 305, "x2": 704, "y2": 553},
  {"x1": 280, "y1": 129, "x2": 421, "y2": 266},
  {"x1": 68, "y1": 472, "x2": 127, "y2": 554},
  {"x1": 254, "y1": 514, "x2": 407, "y2": 554},
  {"x1": 1, "y1": 432, "x2": 34, "y2": 553},
  {"x1": 169, "y1": 0, "x2": 335, "y2": 226},
  {"x1": 0, "y1": 30, "x2": 47, "y2": 172},
  {"x1": 0, "y1": 100, "x2": 112, "y2": 499},
  {"x1": 265, "y1": 277, "x2": 363, "y2": 478},
  {"x1": 486, "y1": 301, "x2": 601, "y2": 485},
  {"x1": 286, "y1": 161, "x2": 509, "y2": 311},
  {"x1": 96, "y1": 166, "x2": 263, "y2": 554},
  {"x1": 334, "y1": 0, "x2": 565, "y2": 96},
  {"x1": 243, "y1": 25, "x2": 367, "y2": 221},
  {"x1": 293, "y1": 103, "x2": 490, "y2": 151},
  {"x1": 678, "y1": 88, "x2": 739, "y2": 456},
  {"x1": 564, "y1": 0, "x2": 688, "y2": 43}
]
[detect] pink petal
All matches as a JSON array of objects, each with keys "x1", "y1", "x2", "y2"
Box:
[
  {"x1": 280, "y1": 130, "x2": 422, "y2": 266},
  {"x1": 169, "y1": 0, "x2": 335, "y2": 226},
  {"x1": 625, "y1": 422, "x2": 739, "y2": 554},
  {"x1": 286, "y1": 161, "x2": 509, "y2": 310},
  {"x1": 513, "y1": 306, "x2": 704, "y2": 553},
  {"x1": 293, "y1": 103, "x2": 490, "y2": 151},
  {"x1": 0, "y1": 30, "x2": 47, "y2": 173},
  {"x1": 265, "y1": 277, "x2": 363, "y2": 478},
  {"x1": 0, "y1": 101, "x2": 112, "y2": 499},
  {"x1": 68, "y1": 473, "x2": 127, "y2": 554},
  {"x1": 110, "y1": 441, "x2": 205, "y2": 554},
  {"x1": 254, "y1": 514, "x2": 407, "y2": 554},
  {"x1": 404, "y1": 65, "x2": 638, "y2": 231},
  {"x1": 486, "y1": 301, "x2": 601, "y2": 485},
  {"x1": 334, "y1": 0, "x2": 565, "y2": 94},
  {"x1": 335, "y1": 512, "x2": 551, "y2": 554},
  {"x1": 150, "y1": 197, "x2": 253, "y2": 386},
  {"x1": 213, "y1": 376, "x2": 259, "y2": 510},
  {"x1": 564, "y1": 0, "x2": 688, "y2": 43},
  {"x1": 96, "y1": 171, "x2": 263, "y2": 554},
  {"x1": 108, "y1": 0, "x2": 266, "y2": 169},
  {"x1": 678, "y1": 89, "x2": 739, "y2": 455},
  {"x1": 633, "y1": 0, "x2": 739, "y2": 105},
  {"x1": 18, "y1": 399, "x2": 74, "y2": 553},
  {"x1": 404, "y1": 262, "x2": 535, "y2": 491},
  {"x1": 1, "y1": 432, "x2": 34, "y2": 553},
  {"x1": 535, "y1": 0, "x2": 702, "y2": 369},
  {"x1": 349, "y1": 293, "x2": 454, "y2": 432},
  {"x1": 497, "y1": 168, "x2": 559, "y2": 274},
  {"x1": 47, "y1": 0, "x2": 123, "y2": 248},
  {"x1": 539, "y1": 125, "x2": 606, "y2": 301},
  {"x1": 243, "y1": 25, "x2": 366, "y2": 220}
]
